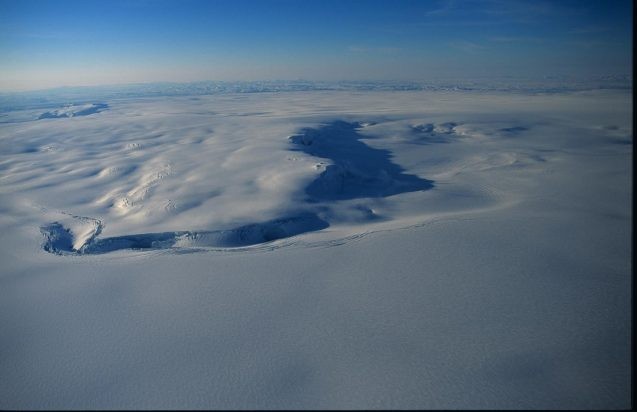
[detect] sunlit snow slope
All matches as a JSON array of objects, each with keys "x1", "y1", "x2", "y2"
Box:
[{"x1": 0, "y1": 89, "x2": 631, "y2": 409}]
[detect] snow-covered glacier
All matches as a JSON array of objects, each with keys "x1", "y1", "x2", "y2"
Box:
[{"x1": 0, "y1": 86, "x2": 631, "y2": 409}]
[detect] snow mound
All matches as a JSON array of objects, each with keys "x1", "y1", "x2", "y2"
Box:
[{"x1": 40, "y1": 213, "x2": 103, "y2": 253}]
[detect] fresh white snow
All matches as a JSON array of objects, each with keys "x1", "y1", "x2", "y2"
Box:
[{"x1": 0, "y1": 88, "x2": 631, "y2": 409}]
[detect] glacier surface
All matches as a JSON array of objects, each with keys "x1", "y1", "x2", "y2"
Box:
[{"x1": 0, "y1": 87, "x2": 631, "y2": 409}]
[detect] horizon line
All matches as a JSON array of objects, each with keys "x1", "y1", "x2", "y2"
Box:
[{"x1": 0, "y1": 74, "x2": 632, "y2": 95}]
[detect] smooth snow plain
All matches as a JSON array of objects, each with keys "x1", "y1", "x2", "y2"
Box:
[{"x1": 0, "y1": 87, "x2": 631, "y2": 409}]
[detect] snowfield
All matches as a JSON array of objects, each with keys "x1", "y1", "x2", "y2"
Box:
[{"x1": 0, "y1": 88, "x2": 631, "y2": 409}]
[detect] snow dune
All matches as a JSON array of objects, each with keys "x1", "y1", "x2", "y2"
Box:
[{"x1": 0, "y1": 88, "x2": 631, "y2": 409}]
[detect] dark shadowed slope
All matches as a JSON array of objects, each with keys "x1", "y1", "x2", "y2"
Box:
[
  {"x1": 289, "y1": 121, "x2": 433, "y2": 201},
  {"x1": 41, "y1": 213, "x2": 328, "y2": 254}
]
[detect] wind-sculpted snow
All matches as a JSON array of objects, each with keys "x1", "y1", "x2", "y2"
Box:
[
  {"x1": 0, "y1": 89, "x2": 631, "y2": 409},
  {"x1": 37, "y1": 119, "x2": 434, "y2": 254}
]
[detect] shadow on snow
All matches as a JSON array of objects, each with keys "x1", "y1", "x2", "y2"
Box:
[
  {"x1": 289, "y1": 121, "x2": 433, "y2": 201},
  {"x1": 41, "y1": 213, "x2": 328, "y2": 255}
]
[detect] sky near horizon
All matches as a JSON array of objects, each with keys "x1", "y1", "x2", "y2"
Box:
[{"x1": 0, "y1": 0, "x2": 632, "y2": 91}]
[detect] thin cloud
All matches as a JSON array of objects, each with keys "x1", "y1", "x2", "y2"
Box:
[
  {"x1": 348, "y1": 46, "x2": 402, "y2": 54},
  {"x1": 385, "y1": 0, "x2": 570, "y2": 34},
  {"x1": 23, "y1": 32, "x2": 71, "y2": 40},
  {"x1": 448, "y1": 40, "x2": 486, "y2": 53},
  {"x1": 568, "y1": 26, "x2": 610, "y2": 35},
  {"x1": 425, "y1": 0, "x2": 456, "y2": 16},
  {"x1": 487, "y1": 36, "x2": 545, "y2": 43},
  {"x1": 480, "y1": 0, "x2": 556, "y2": 17},
  {"x1": 565, "y1": 39, "x2": 610, "y2": 48}
]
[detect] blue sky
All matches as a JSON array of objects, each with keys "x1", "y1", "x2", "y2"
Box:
[{"x1": 0, "y1": 0, "x2": 632, "y2": 91}]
